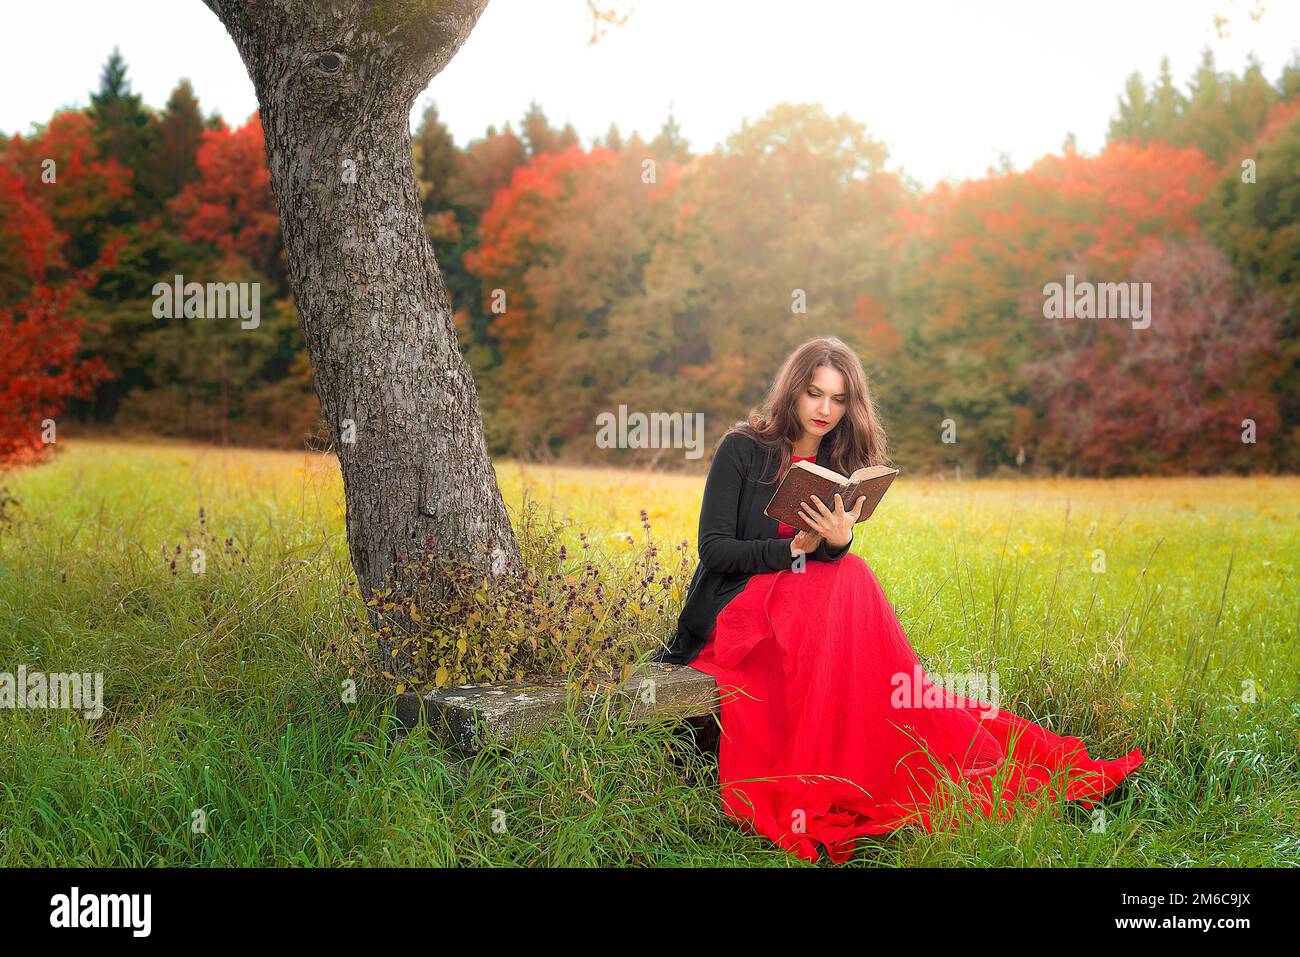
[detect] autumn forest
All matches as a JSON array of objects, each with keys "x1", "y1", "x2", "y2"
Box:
[{"x1": 3, "y1": 47, "x2": 1298, "y2": 476}]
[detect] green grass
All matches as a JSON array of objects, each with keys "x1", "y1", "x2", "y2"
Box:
[{"x1": 0, "y1": 439, "x2": 1296, "y2": 866}]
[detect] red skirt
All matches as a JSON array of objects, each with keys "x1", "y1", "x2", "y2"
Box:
[{"x1": 687, "y1": 552, "x2": 1144, "y2": 863}]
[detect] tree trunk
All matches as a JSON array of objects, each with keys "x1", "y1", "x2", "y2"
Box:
[{"x1": 200, "y1": 0, "x2": 520, "y2": 666}]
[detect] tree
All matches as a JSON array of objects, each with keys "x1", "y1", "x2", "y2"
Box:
[
  {"x1": 411, "y1": 102, "x2": 478, "y2": 356},
  {"x1": 466, "y1": 144, "x2": 671, "y2": 457},
  {"x1": 464, "y1": 102, "x2": 907, "y2": 464},
  {"x1": 169, "y1": 114, "x2": 284, "y2": 284},
  {"x1": 2, "y1": 110, "x2": 133, "y2": 274},
  {"x1": 154, "y1": 80, "x2": 207, "y2": 202},
  {"x1": 0, "y1": 155, "x2": 116, "y2": 467},
  {"x1": 520, "y1": 100, "x2": 580, "y2": 158},
  {"x1": 1105, "y1": 51, "x2": 1285, "y2": 167},
  {"x1": 428, "y1": 118, "x2": 529, "y2": 449},
  {"x1": 89, "y1": 48, "x2": 163, "y2": 220},
  {"x1": 649, "y1": 109, "x2": 691, "y2": 164},
  {"x1": 1148, "y1": 57, "x2": 1186, "y2": 141},
  {"x1": 598, "y1": 122, "x2": 624, "y2": 151},
  {"x1": 1108, "y1": 71, "x2": 1153, "y2": 143},
  {"x1": 1202, "y1": 98, "x2": 1300, "y2": 468},
  {"x1": 413, "y1": 102, "x2": 461, "y2": 229},
  {"x1": 888, "y1": 141, "x2": 1218, "y2": 473},
  {"x1": 199, "y1": 0, "x2": 520, "y2": 673},
  {"x1": 445, "y1": 122, "x2": 528, "y2": 215},
  {"x1": 1023, "y1": 238, "x2": 1285, "y2": 475}
]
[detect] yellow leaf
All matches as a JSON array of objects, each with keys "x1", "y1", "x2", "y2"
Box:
[
  {"x1": 457, "y1": 638, "x2": 468, "y2": 655},
  {"x1": 435, "y1": 666, "x2": 448, "y2": 687},
  {"x1": 396, "y1": 683, "x2": 405, "y2": 694}
]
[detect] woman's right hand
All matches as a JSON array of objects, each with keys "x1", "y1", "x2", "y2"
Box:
[{"x1": 791, "y1": 529, "x2": 823, "y2": 556}]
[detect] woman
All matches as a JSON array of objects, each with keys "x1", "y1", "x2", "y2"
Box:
[{"x1": 654, "y1": 336, "x2": 1143, "y2": 863}]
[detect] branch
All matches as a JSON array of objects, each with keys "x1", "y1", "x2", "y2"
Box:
[{"x1": 197, "y1": 0, "x2": 490, "y2": 103}]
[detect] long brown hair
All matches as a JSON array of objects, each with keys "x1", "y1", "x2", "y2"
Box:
[{"x1": 727, "y1": 336, "x2": 890, "y2": 485}]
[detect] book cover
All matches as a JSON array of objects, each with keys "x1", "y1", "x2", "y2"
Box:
[{"x1": 763, "y1": 460, "x2": 899, "y2": 534}]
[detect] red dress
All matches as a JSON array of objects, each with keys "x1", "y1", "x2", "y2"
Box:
[{"x1": 687, "y1": 455, "x2": 1144, "y2": 863}]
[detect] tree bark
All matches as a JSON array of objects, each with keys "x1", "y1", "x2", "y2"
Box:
[{"x1": 200, "y1": 0, "x2": 520, "y2": 664}]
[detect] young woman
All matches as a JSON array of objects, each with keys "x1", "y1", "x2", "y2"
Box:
[{"x1": 655, "y1": 336, "x2": 1143, "y2": 863}]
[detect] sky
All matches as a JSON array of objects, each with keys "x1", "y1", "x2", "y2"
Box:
[{"x1": 3, "y1": 0, "x2": 1298, "y2": 188}]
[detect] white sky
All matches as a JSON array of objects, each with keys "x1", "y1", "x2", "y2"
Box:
[{"x1": 4, "y1": 0, "x2": 1298, "y2": 187}]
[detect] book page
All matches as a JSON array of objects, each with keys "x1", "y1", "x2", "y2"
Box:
[
  {"x1": 792, "y1": 459, "x2": 849, "y2": 483},
  {"x1": 849, "y1": 465, "x2": 898, "y2": 482}
]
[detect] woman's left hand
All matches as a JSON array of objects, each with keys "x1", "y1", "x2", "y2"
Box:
[{"x1": 799, "y1": 493, "x2": 866, "y2": 549}]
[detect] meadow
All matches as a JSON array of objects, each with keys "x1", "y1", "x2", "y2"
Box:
[{"x1": 0, "y1": 438, "x2": 1296, "y2": 866}]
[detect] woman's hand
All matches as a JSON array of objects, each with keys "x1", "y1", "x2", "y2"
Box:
[
  {"x1": 790, "y1": 528, "x2": 822, "y2": 556},
  {"x1": 799, "y1": 493, "x2": 866, "y2": 549}
]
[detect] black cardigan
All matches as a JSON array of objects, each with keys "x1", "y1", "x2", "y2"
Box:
[{"x1": 654, "y1": 430, "x2": 854, "y2": 666}]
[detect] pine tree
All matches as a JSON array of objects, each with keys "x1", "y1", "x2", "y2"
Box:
[
  {"x1": 88, "y1": 47, "x2": 162, "y2": 219},
  {"x1": 1108, "y1": 71, "x2": 1152, "y2": 142},
  {"x1": 1281, "y1": 53, "x2": 1300, "y2": 100},
  {"x1": 600, "y1": 122, "x2": 624, "y2": 151},
  {"x1": 1229, "y1": 56, "x2": 1280, "y2": 153},
  {"x1": 154, "y1": 79, "x2": 206, "y2": 203},
  {"x1": 1148, "y1": 57, "x2": 1186, "y2": 141},
  {"x1": 413, "y1": 102, "x2": 461, "y2": 219},
  {"x1": 520, "y1": 100, "x2": 577, "y2": 157},
  {"x1": 1176, "y1": 48, "x2": 1232, "y2": 162},
  {"x1": 650, "y1": 109, "x2": 692, "y2": 163}
]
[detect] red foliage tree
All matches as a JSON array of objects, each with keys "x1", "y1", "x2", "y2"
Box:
[
  {"x1": 0, "y1": 156, "x2": 118, "y2": 467},
  {"x1": 1024, "y1": 237, "x2": 1285, "y2": 474},
  {"x1": 465, "y1": 144, "x2": 675, "y2": 453},
  {"x1": 169, "y1": 114, "x2": 282, "y2": 281},
  {"x1": 3, "y1": 110, "x2": 132, "y2": 272},
  {"x1": 890, "y1": 140, "x2": 1220, "y2": 470}
]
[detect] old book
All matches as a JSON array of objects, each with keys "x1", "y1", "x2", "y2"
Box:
[{"x1": 763, "y1": 460, "x2": 899, "y2": 533}]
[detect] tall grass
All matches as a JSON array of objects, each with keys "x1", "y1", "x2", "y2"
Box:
[{"x1": 0, "y1": 439, "x2": 1296, "y2": 866}]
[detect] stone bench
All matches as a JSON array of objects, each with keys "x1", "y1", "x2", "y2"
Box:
[{"x1": 394, "y1": 662, "x2": 720, "y2": 752}]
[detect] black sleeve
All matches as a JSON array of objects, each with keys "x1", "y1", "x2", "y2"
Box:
[
  {"x1": 811, "y1": 531, "x2": 853, "y2": 562},
  {"x1": 697, "y1": 433, "x2": 798, "y2": 575}
]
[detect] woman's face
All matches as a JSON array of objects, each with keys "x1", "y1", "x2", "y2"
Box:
[{"x1": 796, "y1": 364, "x2": 848, "y2": 439}]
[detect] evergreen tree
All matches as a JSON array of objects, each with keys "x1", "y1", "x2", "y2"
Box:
[
  {"x1": 649, "y1": 109, "x2": 692, "y2": 163},
  {"x1": 1281, "y1": 53, "x2": 1300, "y2": 100},
  {"x1": 1203, "y1": 105, "x2": 1300, "y2": 468},
  {"x1": 1229, "y1": 57, "x2": 1280, "y2": 154},
  {"x1": 154, "y1": 79, "x2": 205, "y2": 204},
  {"x1": 599, "y1": 121, "x2": 624, "y2": 151},
  {"x1": 1108, "y1": 70, "x2": 1152, "y2": 142},
  {"x1": 88, "y1": 47, "x2": 162, "y2": 219},
  {"x1": 1175, "y1": 48, "x2": 1233, "y2": 162},
  {"x1": 1108, "y1": 51, "x2": 1283, "y2": 165},
  {"x1": 520, "y1": 100, "x2": 579, "y2": 157},
  {"x1": 1148, "y1": 57, "x2": 1186, "y2": 141},
  {"x1": 413, "y1": 101, "x2": 460, "y2": 216}
]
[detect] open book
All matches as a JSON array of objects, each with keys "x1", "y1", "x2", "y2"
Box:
[{"x1": 763, "y1": 460, "x2": 900, "y2": 533}]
